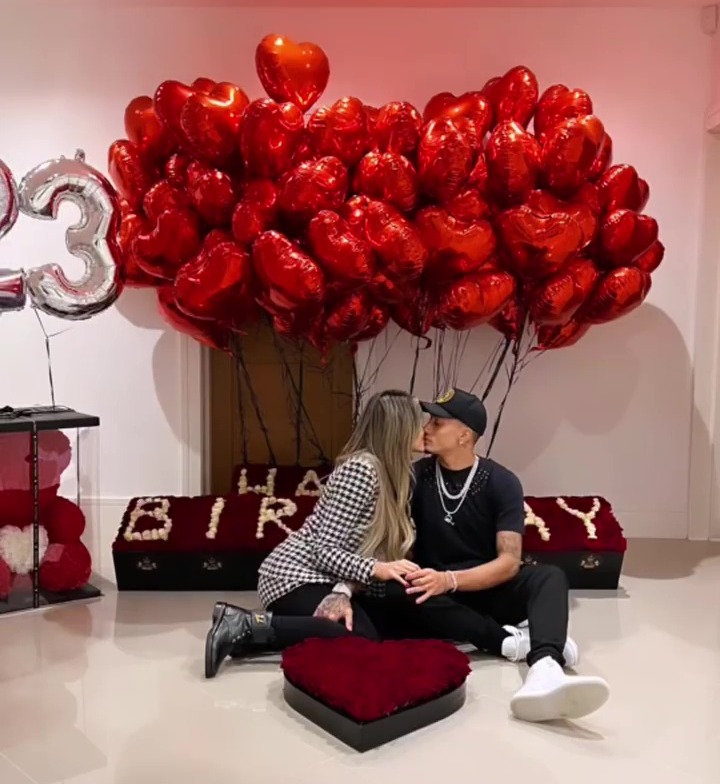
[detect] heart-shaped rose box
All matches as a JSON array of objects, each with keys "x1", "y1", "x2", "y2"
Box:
[{"x1": 281, "y1": 636, "x2": 470, "y2": 752}]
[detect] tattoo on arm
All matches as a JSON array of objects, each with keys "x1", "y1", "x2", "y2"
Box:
[
  {"x1": 497, "y1": 531, "x2": 523, "y2": 563},
  {"x1": 314, "y1": 593, "x2": 351, "y2": 619}
]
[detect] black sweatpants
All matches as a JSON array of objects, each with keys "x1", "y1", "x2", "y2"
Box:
[{"x1": 385, "y1": 564, "x2": 570, "y2": 667}]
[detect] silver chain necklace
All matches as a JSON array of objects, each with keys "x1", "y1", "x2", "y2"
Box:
[{"x1": 435, "y1": 457, "x2": 480, "y2": 525}]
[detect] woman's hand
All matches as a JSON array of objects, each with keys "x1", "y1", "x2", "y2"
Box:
[{"x1": 372, "y1": 559, "x2": 420, "y2": 586}]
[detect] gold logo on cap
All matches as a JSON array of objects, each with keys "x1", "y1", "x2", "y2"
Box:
[{"x1": 436, "y1": 389, "x2": 455, "y2": 404}]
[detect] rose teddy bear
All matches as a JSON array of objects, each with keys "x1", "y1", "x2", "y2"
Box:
[{"x1": 0, "y1": 431, "x2": 92, "y2": 600}]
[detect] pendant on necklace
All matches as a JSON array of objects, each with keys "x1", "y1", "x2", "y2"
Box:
[{"x1": 444, "y1": 513, "x2": 454, "y2": 525}]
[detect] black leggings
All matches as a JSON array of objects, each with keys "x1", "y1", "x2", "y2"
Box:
[{"x1": 267, "y1": 584, "x2": 381, "y2": 647}]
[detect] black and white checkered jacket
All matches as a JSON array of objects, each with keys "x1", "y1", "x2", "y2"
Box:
[{"x1": 257, "y1": 454, "x2": 380, "y2": 608}]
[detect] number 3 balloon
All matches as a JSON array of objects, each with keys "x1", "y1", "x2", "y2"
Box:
[{"x1": 17, "y1": 150, "x2": 123, "y2": 320}]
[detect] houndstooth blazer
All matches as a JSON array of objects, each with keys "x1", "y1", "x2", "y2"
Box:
[{"x1": 257, "y1": 454, "x2": 380, "y2": 608}]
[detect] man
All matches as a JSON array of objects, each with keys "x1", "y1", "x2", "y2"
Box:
[{"x1": 319, "y1": 388, "x2": 610, "y2": 723}]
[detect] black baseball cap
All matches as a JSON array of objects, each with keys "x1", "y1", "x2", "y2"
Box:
[{"x1": 420, "y1": 388, "x2": 488, "y2": 437}]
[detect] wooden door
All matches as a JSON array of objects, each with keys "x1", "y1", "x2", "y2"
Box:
[{"x1": 208, "y1": 322, "x2": 354, "y2": 494}]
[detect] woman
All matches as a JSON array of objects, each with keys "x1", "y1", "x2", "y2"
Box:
[{"x1": 205, "y1": 389, "x2": 425, "y2": 678}]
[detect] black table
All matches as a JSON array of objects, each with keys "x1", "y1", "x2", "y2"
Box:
[{"x1": 0, "y1": 407, "x2": 102, "y2": 614}]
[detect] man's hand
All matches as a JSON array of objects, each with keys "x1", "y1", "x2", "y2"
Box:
[
  {"x1": 406, "y1": 568, "x2": 452, "y2": 604},
  {"x1": 313, "y1": 592, "x2": 354, "y2": 631}
]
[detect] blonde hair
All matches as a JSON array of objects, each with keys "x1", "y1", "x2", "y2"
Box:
[{"x1": 336, "y1": 390, "x2": 422, "y2": 560}]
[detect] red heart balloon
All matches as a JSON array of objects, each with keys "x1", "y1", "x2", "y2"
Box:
[
  {"x1": 153, "y1": 80, "x2": 196, "y2": 138},
  {"x1": 485, "y1": 121, "x2": 541, "y2": 205},
  {"x1": 164, "y1": 153, "x2": 190, "y2": 185},
  {"x1": 174, "y1": 240, "x2": 254, "y2": 327},
  {"x1": 418, "y1": 118, "x2": 473, "y2": 203},
  {"x1": 108, "y1": 140, "x2": 158, "y2": 210},
  {"x1": 341, "y1": 194, "x2": 372, "y2": 239},
  {"x1": 490, "y1": 297, "x2": 524, "y2": 340},
  {"x1": 392, "y1": 290, "x2": 434, "y2": 336},
  {"x1": 192, "y1": 77, "x2": 217, "y2": 94},
  {"x1": 483, "y1": 66, "x2": 539, "y2": 127},
  {"x1": 307, "y1": 210, "x2": 374, "y2": 288},
  {"x1": 117, "y1": 208, "x2": 156, "y2": 287},
  {"x1": 143, "y1": 180, "x2": 190, "y2": 222},
  {"x1": 363, "y1": 200, "x2": 428, "y2": 283},
  {"x1": 497, "y1": 205, "x2": 585, "y2": 280},
  {"x1": 525, "y1": 189, "x2": 598, "y2": 249},
  {"x1": 307, "y1": 96, "x2": 370, "y2": 167},
  {"x1": 598, "y1": 164, "x2": 649, "y2": 213},
  {"x1": 325, "y1": 291, "x2": 372, "y2": 343},
  {"x1": 232, "y1": 179, "x2": 279, "y2": 247},
  {"x1": 180, "y1": 82, "x2": 249, "y2": 166},
  {"x1": 415, "y1": 207, "x2": 496, "y2": 283},
  {"x1": 529, "y1": 257, "x2": 600, "y2": 326},
  {"x1": 133, "y1": 208, "x2": 201, "y2": 280},
  {"x1": 444, "y1": 187, "x2": 491, "y2": 223},
  {"x1": 536, "y1": 318, "x2": 590, "y2": 350},
  {"x1": 353, "y1": 151, "x2": 418, "y2": 213},
  {"x1": 542, "y1": 115, "x2": 606, "y2": 196},
  {"x1": 352, "y1": 303, "x2": 389, "y2": 342},
  {"x1": 435, "y1": 270, "x2": 516, "y2": 330},
  {"x1": 187, "y1": 168, "x2": 236, "y2": 227},
  {"x1": 255, "y1": 34, "x2": 330, "y2": 112},
  {"x1": 599, "y1": 209, "x2": 658, "y2": 268},
  {"x1": 278, "y1": 156, "x2": 349, "y2": 223},
  {"x1": 157, "y1": 286, "x2": 230, "y2": 351},
  {"x1": 634, "y1": 240, "x2": 665, "y2": 273},
  {"x1": 240, "y1": 99, "x2": 305, "y2": 178},
  {"x1": 124, "y1": 96, "x2": 175, "y2": 162},
  {"x1": 588, "y1": 133, "x2": 613, "y2": 181},
  {"x1": 583, "y1": 267, "x2": 651, "y2": 324},
  {"x1": 371, "y1": 102, "x2": 424, "y2": 157},
  {"x1": 423, "y1": 91, "x2": 493, "y2": 150},
  {"x1": 534, "y1": 84, "x2": 593, "y2": 140},
  {"x1": 252, "y1": 230, "x2": 325, "y2": 312}
]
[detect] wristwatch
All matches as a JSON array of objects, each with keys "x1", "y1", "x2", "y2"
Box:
[{"x1": 332, "y1": 582, "x2": 353, "y2": 599}]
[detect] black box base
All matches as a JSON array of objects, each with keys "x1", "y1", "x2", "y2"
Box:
[
  {"x1": 524, "y1": 550, "x2": 624, "y2": 590},
  {"x1": 283, "y1": 677, "x2": 466, "y2": 752},
  {"x1": 113, "y1": 551, "x2": 265, "y2": 591},
  {"x1": 0, "y1": 583, "x2": 102, "y2": 615}
]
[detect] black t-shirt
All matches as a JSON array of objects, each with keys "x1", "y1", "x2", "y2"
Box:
[{"x1": 411, "y1": 456, "x2": 525, "y2": 571}]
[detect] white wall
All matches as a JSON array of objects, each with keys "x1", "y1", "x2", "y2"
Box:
[{"x1": 0, "y1": 7, "x2": 711, "y2": 558}]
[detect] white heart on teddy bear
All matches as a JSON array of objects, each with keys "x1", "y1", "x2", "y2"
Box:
[{"x1": 0, "y1": 525, "x2": 49, "y2": 574}]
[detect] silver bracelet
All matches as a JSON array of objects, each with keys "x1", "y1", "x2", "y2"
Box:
[{"x1": 447, "y1": 571, "x2": 458, "y2": 593}]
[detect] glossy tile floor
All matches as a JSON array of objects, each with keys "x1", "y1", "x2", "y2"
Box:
[{"x1": 1, "y1": 540, "x2": 719, "y2": 784}]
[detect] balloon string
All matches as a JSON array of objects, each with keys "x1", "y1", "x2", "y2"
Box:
[
  {"x1": 485, "y1": 320, "x2": 528, "y2": 457},
  {"x1": 235, "y1": 342, "x2": 276, "y2": 465},
  {"x1": 231, "y1": 337, "x2": 249, "y2": 465},
  {"x1": 295, "y1": 347, "x2": 304, "y2": 465},
  {"x1": 481, "y1": 336, "x2": 512, "y2": 403},
  {"x1": 271, "y1": 332, "x2": 326, "y2": 463},
  {"x1": 33, "y1": 309, "x2": 69, "y2": 410}
]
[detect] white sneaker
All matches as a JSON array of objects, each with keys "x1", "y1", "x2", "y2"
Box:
[
  {"x1": 501, "y1": 626, "x2": 579, "y2": 667},
  {"x1": 510, "y1": 657, "x2": 610, "y2": 723}
]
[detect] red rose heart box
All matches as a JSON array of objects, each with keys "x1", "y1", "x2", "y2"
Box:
[{"x1": 281, "y1": 636, "x2": 470, "y2": 752}]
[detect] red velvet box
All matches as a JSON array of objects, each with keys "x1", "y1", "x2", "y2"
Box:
[
  {"x1": 282, "y1": 637, "x2": 470, "y2": 752},
  {"x1": 112, "y1": 466, "x2": 626, "y2": 591}
]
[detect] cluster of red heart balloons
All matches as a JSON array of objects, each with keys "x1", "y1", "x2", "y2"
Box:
[{"x1": 108, "y1": 34, "x2": 663, "y2": 353}]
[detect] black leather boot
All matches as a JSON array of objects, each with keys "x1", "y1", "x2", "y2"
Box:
[
  {"x1": 204, "y1": 605, "x2": 274, "y2": 679},
  {"x1": 211, "y1": 601, "x2": 229, "y2": 624}
]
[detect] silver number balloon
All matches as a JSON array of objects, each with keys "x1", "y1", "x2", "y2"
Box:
[
  {"x1": 0, "y1": 159, "x2": 19, "y2": 240},
  {"x1": 0, "y1": 161, "x2": 25, "y2": 314},
  {"x1": 19, "y1": 150, "x2": 123, "y2": 320},
  {"x1": 0, "y1": 268, "x2": 26, "y2": 313}
]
